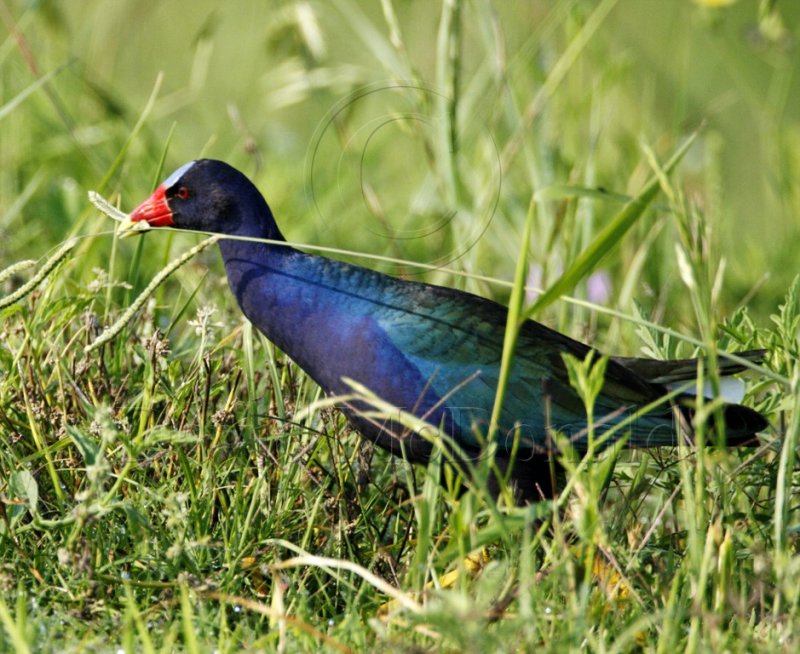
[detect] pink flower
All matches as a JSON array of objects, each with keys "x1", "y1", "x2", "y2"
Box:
[{"x1": 587, "y1": 270, "x2": 612, "y2": 304}]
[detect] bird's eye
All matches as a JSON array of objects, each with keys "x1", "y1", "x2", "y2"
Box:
[{"x1": 176, "y1": 187, "x2": 190, "y2": 200}]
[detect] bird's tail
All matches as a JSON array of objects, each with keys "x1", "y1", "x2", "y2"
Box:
[
  {"x1": 675, "y1": 398, "x2": 767, "y2": 447},
  {"x1": 617, "y1": 348, "x2": 768, "y2": 447}
]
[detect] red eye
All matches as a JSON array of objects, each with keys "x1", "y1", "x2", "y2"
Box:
[{"x1": 177, "y1": 187, "x2": 190, "y2": 199}]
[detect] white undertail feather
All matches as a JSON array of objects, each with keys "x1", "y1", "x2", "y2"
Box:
[{"x1": 666, "y1": 376, "x2": 746, "y2": 404}]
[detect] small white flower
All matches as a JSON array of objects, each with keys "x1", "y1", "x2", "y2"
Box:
[{"x1": 188, "y1": 305, "x2": 225, "y2": 339}]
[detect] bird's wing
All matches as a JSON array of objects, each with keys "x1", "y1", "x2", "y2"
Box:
[{"x1": 370, "y1": 280, "x2": 677, "y2": 451}]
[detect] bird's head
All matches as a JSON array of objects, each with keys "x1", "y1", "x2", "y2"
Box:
[{"x1": 126, "y1": 159, "x2": 280, "y2": 239}]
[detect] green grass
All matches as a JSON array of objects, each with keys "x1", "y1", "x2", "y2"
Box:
[{"x1": 1, "y1": 0, "x2": 800, "y2": 651}]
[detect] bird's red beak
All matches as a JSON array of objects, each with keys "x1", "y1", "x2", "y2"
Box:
[{"x1": 129, "y1": 185, "x2": 175, "y2": 227}]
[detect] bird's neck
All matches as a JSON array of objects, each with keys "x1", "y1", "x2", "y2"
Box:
[
  {"x1": 215, "y1": 198, "x2": 289, "y2": 289},
  {"x1": 218, "y1": 234, "x2": 293, "y2": 302},
  {"x1": 215, "y1": 234, "x2": 391, "y2": 395},
  {"x1": 217, "y1": 228, "x2": 286, "y2": 262},
  {"x1": 216, "y1": 235, "x2": 319, "y2": 353}
]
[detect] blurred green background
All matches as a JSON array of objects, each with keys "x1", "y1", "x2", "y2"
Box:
[{"x1": 2, "y1": 0, "x2": 799, "y2": 331}]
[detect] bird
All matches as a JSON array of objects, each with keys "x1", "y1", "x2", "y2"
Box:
[{"x1": 126, "y1": 159, "x2": 767, "y2": 503}]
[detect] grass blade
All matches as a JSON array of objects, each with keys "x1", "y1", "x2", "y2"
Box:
[{"x1": 525, "y1": 129, "x2": 699, "y2": 317}]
